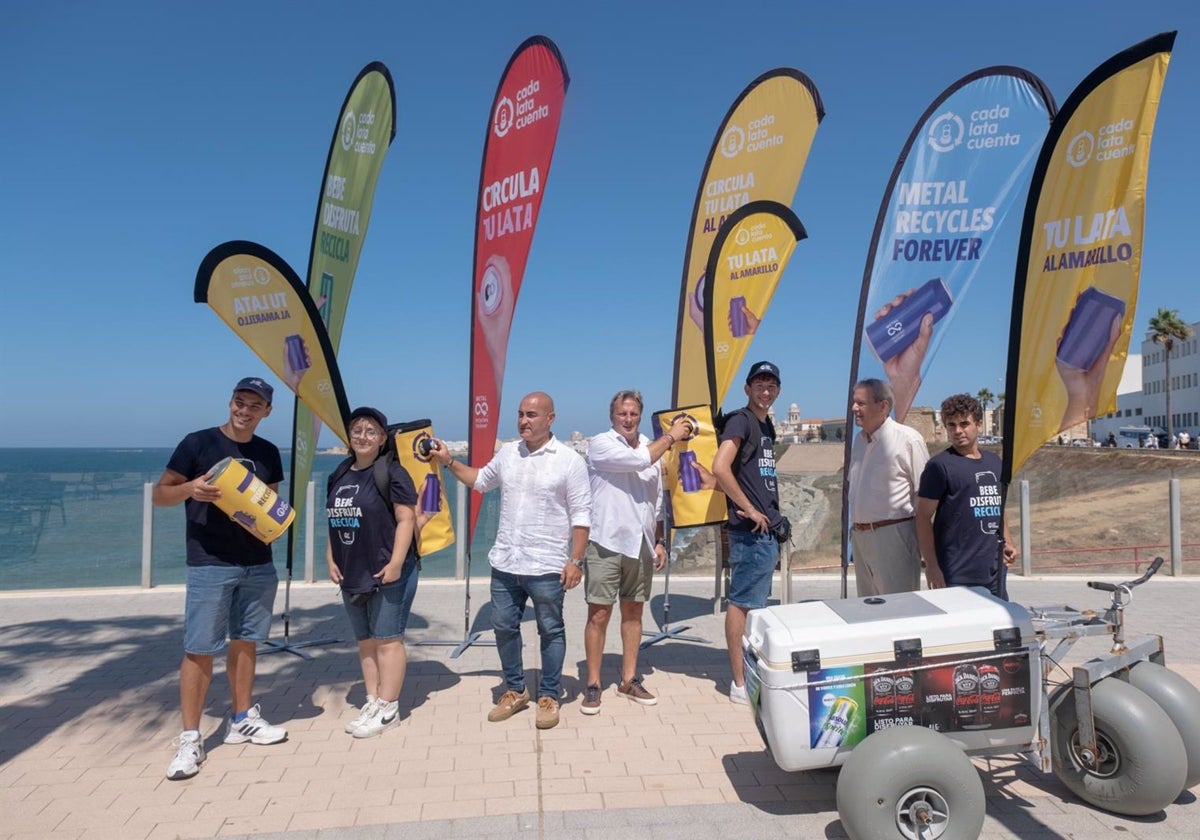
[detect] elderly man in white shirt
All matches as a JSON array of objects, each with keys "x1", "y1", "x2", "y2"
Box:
[
  {"x1": 432, "y1": 391, "x2": 591, "y2": 730},
  {"x1": 848, "y1": 378, "x2": 930, "y2": 596},
  {"x1": 579, "y1": 391, "x2": 693, "y2": 715}
]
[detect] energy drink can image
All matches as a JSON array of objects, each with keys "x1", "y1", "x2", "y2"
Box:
[
  {"x1": 679, "y1": 450, "x2": 702, "y2": 493},
  {"x1": 865, "y1": 277, "x2": 953, "y2": 363},
  {"x1": 206, "y1": 456, "x2": 295, "y2": 544},
  {"x1": 284, "y1": 334, "x2": 311, "y2": 376},
  {"x1": 870, "y1": 668, "x2": 896, "y2": 716},
  {"x1": 1056, "y1": 286, "x2": 1126, "y2": 370},
  {"x1": 421, "y1": 473, "x2": 442, "y2": 514},
  {"x1": 815, "y1": 696, "x2": 858, "y2": 748},
  {"x1": 730, "y1": 295, "x2": 749, "y2": 337}
]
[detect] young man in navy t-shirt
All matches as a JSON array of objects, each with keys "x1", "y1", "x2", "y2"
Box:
[
  {"x1": 916, "y1": 393, "x2": 1018, "y2": 599},
  {"x1": 153, "y1": 377, "x2": 287, "y2": 780},
  {"x1": 712, "y1": 361, "x2": 785, "y2": 705}
]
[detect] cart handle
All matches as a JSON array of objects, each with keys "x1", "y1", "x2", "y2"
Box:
[{"x1": 1087, "y1": 556, "x2": 1164, "y2": 592}]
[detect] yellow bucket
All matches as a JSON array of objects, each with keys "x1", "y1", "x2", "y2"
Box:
[{"x1": 206, "y1": 456, "x2": 295, "y2": 544}]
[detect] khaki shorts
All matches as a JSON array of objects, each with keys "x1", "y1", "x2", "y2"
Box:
[{"x1": 583, "y1": 541, "x2": 653, "y2": 604}]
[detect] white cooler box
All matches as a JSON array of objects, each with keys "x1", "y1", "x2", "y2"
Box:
[{"x1": 742, "y1": 586, "x2": 1041, "y2": 772}]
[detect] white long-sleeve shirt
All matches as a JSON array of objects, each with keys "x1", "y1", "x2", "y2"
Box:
[
  {"x1": 474, "y1": 435, "x2": 592, "y2": 575},
  {"x1": 585, "y1": 427, "x2": 663, "y2": 559},
  {"x1": 848, "y1": 416, "x2": 929, "y2": 524}
]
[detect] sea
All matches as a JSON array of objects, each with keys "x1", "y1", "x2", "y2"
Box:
[{"x1": 0, "y1": 448, "x2": 499, "y2": 592}]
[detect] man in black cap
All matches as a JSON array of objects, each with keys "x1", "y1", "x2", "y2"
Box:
[
  {"x1": 711, "y1": 361, "x2": 785, "y2": 705},
  {"x1": 153, "y1": 377, "x2": 287, "y2": 781}
]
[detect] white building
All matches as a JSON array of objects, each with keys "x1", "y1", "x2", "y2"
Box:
[{"x1": 1090, "y1": 317, "x2": 1200, "y2": 444}]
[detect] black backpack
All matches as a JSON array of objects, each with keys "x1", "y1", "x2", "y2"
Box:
[{"x1": 713, "y1": 406, "x2": 772, "y2": 467}]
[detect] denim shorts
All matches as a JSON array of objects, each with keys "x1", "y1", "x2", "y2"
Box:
[
  {"x1": 727, "y1": 529, "x2": 778, "y2": 609},
  {"x1": 341, "y1": 558, "x2": 420, "y2": 641},
  {"x1": 184, "y1": 563, "x2": 278, "y2": 655}
]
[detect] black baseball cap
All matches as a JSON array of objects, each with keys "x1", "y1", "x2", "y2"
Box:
[
  {"x1": 233, "y1": 377, "x2": 274, "y2": 405},
  {"x1": 745, "y1": 361, "x2": 781, "y2": 385},
  {"x1": 349, "y1": 406, "x2": 388, "y2": 430}
]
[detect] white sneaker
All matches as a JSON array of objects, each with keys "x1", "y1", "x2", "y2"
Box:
[
  {"x1": 223, "y1": 704, "x2": 287, "y2": 745},
  {"x1": 353, "y1": 699, "x2": 400, "y2": 739},
  {"x1": 166, "y1": 731, "x2": 205, "y2": 780},
  {"x1": 729, "y1": 681, "x2": 749, "y2": 706},
  {"x1": 344, "y1": 696, "x2": 380, "y2": 734}
]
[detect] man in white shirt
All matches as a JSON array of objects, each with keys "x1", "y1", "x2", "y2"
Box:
[
  {"x1": 432, "y1": 392, "x2": 591, "y2": 730},
  {"x1": 848, "y1": 378, "x2": 930, "y2": 596},
  {"x1": 580, "y1": 391, "x2": 692, "y2": 715}
]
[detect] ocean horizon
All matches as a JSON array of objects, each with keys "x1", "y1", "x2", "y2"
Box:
[{"x1": 0, "y1": 447, "x2": 498, "y2": 591}]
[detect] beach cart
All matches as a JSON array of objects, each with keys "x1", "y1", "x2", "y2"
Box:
[{"x1": 742, "y1": 559, "x2": 1200, "y2": 839}]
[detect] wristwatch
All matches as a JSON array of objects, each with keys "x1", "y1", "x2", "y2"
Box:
[{"x1": 569, "y1": 557, "x2": 585, "y2": 568}]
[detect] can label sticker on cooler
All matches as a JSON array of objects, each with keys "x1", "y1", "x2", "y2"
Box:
[{"x1": 805, "y1": 648, "x2": 1031, "y2": 748}]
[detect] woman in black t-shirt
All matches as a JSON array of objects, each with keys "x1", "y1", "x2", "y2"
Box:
[{"x1": 325, "y1": 407, "x2": 419, "y2": 739}]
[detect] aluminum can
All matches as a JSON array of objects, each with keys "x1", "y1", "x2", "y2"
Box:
[
  {"x1": 866, "y1": 276, "x2": 953, "y2": 363},
  {"x1": 206, "y1": 456, "x2": 295, "y2": 543},
  {"x1": 893, "y1": 670, "x2": 916, "y2": 716},
  {"x1": 421, "y1": 473, "x2": 442, "y2": 514},
  {"x1": 978, "y1": 664, "x2": 1002, "y2": 720},
  {"x1": 815, "y1": 696, "x2": 858, "y2": 748},
  {"x1": 870, "y1": 668, "x2": 896, "y2": 716},
  {"x1": 284, "y1": 334, "x2": 311, "y2": 375},
  {"x1": 953, "y1": 664, "x2": 981, "y2": 726},
  {"x1": 679, "y1": 450, "x2": 701, "y2": 493},
  {"x1": 730, "y1": 295, "x2": 749, "y2": 337}
]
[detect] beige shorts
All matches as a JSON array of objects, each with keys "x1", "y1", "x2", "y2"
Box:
[{"x1": 583, "y1": 540, "x2": 653, "y2": 604}]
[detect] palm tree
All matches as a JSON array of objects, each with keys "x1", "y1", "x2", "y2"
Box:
[
  {"x1": 976, "y1": 387, "x2": 994, "y2": 434},
  {"x1": 1148, "y1": 307, "x2": 1193, "y2": 442}
]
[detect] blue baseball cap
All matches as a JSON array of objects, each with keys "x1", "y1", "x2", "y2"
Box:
[
  {"x1": 234, "y1": 377, "x2": 274, "y2": 405},
  {"x1": 745, "y1": 361, "x2": 781, "y2": 385}
]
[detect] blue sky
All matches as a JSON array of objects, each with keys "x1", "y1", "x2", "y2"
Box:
[{"x1": 2, "y1": 1, "x2": 1196, "y2": 448}]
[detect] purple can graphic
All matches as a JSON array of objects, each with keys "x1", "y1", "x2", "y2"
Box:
[
  {"x1": 730, "y1": 295, "x2": 749, "y2": 338},
  {"x1": 679, "y1": 450, "x2": 702, "y2": 493},
  {"x1": 866, "y1": 277, "x2": 953, "y2": 363},
  {"x1": 1056, "y1": 286, "x2": 1126, "y2": 371},
  {"x1": 421, "y1": 473, "x2": 441, "y2": 514},
  {"x1": 284, "y1": 334, "x2": 311, "y2": 375}
]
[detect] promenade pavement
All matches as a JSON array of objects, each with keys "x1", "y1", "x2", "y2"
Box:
[{"x1": 2, "y1": 573, "x2": 1198, "y2": 840}]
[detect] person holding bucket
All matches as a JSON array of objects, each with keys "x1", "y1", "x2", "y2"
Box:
[
  {"x1": 325, "y1": 406, "x2": 419, "y2": 739},
  {"x1": 153, "y1": 377, "x2": 288, "y2": 781}
]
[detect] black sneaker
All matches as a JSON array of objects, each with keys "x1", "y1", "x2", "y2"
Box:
[
  {"x1": 617, "y1": 676, "x2": 657, "y2": 706},
  {"x1": 580, "y1": 683, "x2": 602, "y2": 716}
]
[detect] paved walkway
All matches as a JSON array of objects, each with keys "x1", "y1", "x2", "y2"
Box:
[{"x1": 1, "y1": 574, "x2": 1198, "y2": 839}]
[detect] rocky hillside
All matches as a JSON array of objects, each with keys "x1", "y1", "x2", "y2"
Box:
[{"x1": 670, "y1": 444, "x2": 1200, "y2": 573}]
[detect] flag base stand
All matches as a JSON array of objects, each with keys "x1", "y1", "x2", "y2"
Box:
[
  {"x1": 259, "y1": 570, "x2": 339, "y2": 660},
  {"x1": 416, "y1": 551, "x2": 497, "y2": 659},
  {"x1": 640, "y1": 548, "x2": 709, "y2": 649},
  {"x1": 417, "y1": 631, "x2": 497, "y2": 660}
]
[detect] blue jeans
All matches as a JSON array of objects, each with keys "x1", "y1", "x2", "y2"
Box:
[
  {"x1": 341, "y1": 558, "x2": 420, "y2": 641},
  {"x1": 490, "y1": 569, "x2": 566, "y2": 699},
  {"x1": 184, "y1": 563, "x2": 278, "y2": 655},
  {"x1": 727, "y1": 530, "x2": 777, "y2": 609}
]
